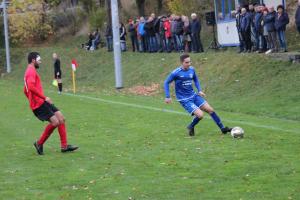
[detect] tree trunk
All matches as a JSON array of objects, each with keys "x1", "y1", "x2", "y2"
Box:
[
  {"x1": 136, "y1": 0, "x2": 145, "y2": 16},
  {"x1": 99, "y1": 0, "x2": 105, "y2": 7},
  {"x1": 106, "y1": 0, "x2": 112, "y2": 26},
  {"x1": 157, "y1": 0, "x2": 163, "y2": 14}
]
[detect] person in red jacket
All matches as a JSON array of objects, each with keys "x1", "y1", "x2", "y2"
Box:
[
  {"x1": 24, "y1": 52, "x2": 78, "y2": 155},
  {"x1": 164, "y1": 15, "x2": 172, "y2": 53}
]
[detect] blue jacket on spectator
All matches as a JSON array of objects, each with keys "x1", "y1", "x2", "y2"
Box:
[
  {"x1": 275, "y1": 12, "x2": 289, "y2": 31},
  {"x1": 241, "y1": 12, "x2": 251, "y2": 32},
  {"x1": 191, "y1": 19, "x2": 201, "y2": 34},
  {"x1": 296, "y1": 5, "x2": 300, "y2": 27},
  {"x1": 138, "y1": 22, "x2": 145, "y2": 36},
  {"x1": 263, "y1": 11, "x2": 276, "y2": 32},
  {"x1": 254, "y1": 12, "x2": 263, "y2": 33}
]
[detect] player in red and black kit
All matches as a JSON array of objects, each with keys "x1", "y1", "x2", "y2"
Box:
[{"x1": 24, "y1": 52, "x2": 78, "y2": 155}]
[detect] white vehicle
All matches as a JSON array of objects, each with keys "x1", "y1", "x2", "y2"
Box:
[{"x1": 214, "y1": 0, "x2": 286, "y2": 46}]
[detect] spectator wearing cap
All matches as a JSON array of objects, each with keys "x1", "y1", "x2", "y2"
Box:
[
  {"x1": 275, "y1": 5, "x2": 289, "y2": 52},
  {"x1": 296, "y1": 0, "x2": 300, "y2": 34},
  {"x1": 190, "y1": 13, "x2": 204, "y2": 53}
]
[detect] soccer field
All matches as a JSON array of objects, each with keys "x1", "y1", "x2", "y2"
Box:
[{"x1": 0, "y1": 80, "x2": 299, "y2": 200}]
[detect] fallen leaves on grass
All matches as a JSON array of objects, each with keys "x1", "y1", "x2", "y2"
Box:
[{"x1": 127, "y1": 83, "x2": 160, "y2": 96}]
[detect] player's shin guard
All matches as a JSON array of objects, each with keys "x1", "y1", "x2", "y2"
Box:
[
  {"x1": 188, "y1": 117, "x2": 201, "y2": 129},
  {"x1": 210, "y1": 112, "x2": 225, "y2": 130},
  {"x1": 38, "y1": 124, "x2": 56, "y2": 145},
  {"x1": 58, "y1": 123, "x2": 68, "y2": 148}
]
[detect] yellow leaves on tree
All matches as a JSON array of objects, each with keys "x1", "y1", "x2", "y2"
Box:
[{"x1": 8, "y1": 0, "x2": 53, "y2": 44}]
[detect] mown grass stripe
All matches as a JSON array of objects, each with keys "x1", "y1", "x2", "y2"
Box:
[{"x1": 62, "y1": 92, "x2": 298, "y2": 134}]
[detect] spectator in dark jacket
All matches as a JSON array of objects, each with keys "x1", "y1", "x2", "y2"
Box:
[
  {"x1": 105, "y1": 23, "x2": 113, "y2": 52},
  {"x1": 175, "y1": 16, "x2": 184, "y2": 51},
  {"x1": 275, "y1": 5, "x2": 289, "y2": 52},
  {"x1": 264, "y1": 6, "x2": 279, "y2": 54},
  {"x1": 254, "y1": 5, "x2": 264, "y2": 52},
  {"x1": 236, "y1": 6, "x2": 244, "y2": 53},
  {"x1": 144, "y1": 16, "x2": 157, "y2": 52},
  {"x1": 190, "y1": 13, "x2": 204, "y2": 53},
  {"x1": 241, "y1": 8, "x2": 252, "y2": 52},
  {"x1": 249, "y1": 4, "x2": 256, "y2": 50},
  {"x1": 119, "y1": 22, "x2": 127, "y2": 51},
  {"x1": 128, "y1": 19, "x2": 138, "y2": 52},
  {"x1": 296, "y1": 0, "x2": 300, "y2": 34}
]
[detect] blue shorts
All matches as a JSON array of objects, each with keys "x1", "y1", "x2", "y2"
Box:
[{"x1": 179, "y1": 95, "x2": 206, "y2": 115}]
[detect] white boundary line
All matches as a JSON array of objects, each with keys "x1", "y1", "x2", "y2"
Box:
[{"x1": 62, "y1": 93, "x2": 298, "y2": 134}]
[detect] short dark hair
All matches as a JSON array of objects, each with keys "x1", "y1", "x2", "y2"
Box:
[
  {"x1": 27, "y1": 52, "x2": 40, "y2": 64},
  {"x1": 277, "y1": 5, "x2": 284, "y2": 11},
  {"x1": 180, "y1": 54, "x2": 190, "y2": 62}
]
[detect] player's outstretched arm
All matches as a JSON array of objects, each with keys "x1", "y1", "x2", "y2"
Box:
[{"x1": 164, "y1": 72, "x2": 175, "y2": 104}]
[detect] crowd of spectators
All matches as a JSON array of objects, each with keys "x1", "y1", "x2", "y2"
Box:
[
  {"x1": 84, "y1": 0, "x2": 300, "y2": 54},
  {"x1": 236, "y1": 3, "x2": 291, "y2": 54},
  {"x1": 104, "y1": 13, "x2": 204, "y2": 53}
]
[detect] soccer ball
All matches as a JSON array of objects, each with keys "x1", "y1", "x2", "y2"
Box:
[{"x1": 231, "y1": 127, "x2": 244, "y2": 138}]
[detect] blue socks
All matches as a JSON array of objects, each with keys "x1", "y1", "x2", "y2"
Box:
[
  {"x1": 188, "y1": 117, "x2": 201, "y2": 129},
  {"x1": 210, "y1": 112, "x2": 225, "y2": 130}
]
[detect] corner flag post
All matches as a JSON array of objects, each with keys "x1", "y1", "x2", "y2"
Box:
[
  {"x1": 111, "y1": 0, "x2": 123, "y2": 89},
  {"x1": 71, "y1": 59, "x2": 78, "y2": 94}
]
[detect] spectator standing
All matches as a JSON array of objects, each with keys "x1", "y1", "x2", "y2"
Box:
[
  {"x1": 164, "y1": 16, "x2": 172, "y2": 53},
  {"x1": 138, "y1": 17, "x2": 147, "y2": 52},
  {"x1": 128, "y1": 19, "x2": 139, "y2": 52},
  {"x1": 236, "y1": 6, "x2": 244, "y2": 53},
  {"x1": 241, "y1": 8, "x2": 252, "y2": 52},
  {"x1": 182, "y1": 15, "x2": 192, "y2": 52},
  {"x1": 264, "y1": 6, "x2": 279, "y2": 54},
  {"x1": 119, "y1": 22, "x2": 127, "y2": 52},
  {"x1": 254, "y1": 5, "x2": 264, "y2": 53},
  {"x1": 171, "y1": 14, "x2": 178, "y2": 52},
  {"x1": 175, "y1": 16, "x2": 184, "y2": 52},
  {"x1": 275, "y1": 5, "x2": 289, "y2": 52},
  {"x1": 191, "y1": 13, "x2": 204, "y2": 53},
  {"x1": 105, "y1": 23, "x2": 113, "y2": 52},
  {"x1": 249, "y1": 4, "x2": 256, "y2": 51},
  {"x1": 151, "y1": 13, "x2": 162, "y2": 52},
  {"x1": 262, "y1": 8, "x2": 270, "y2": 51},
  {"x1": 144, "y1": 16, "x2": 157, "y2": 52}
]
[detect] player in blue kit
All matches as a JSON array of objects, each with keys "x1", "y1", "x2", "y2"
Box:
[{"x1": 164, "y1": 54, "x2": 232, "y2": 136}]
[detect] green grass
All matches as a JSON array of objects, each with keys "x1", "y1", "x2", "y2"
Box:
[
  {"x1": 0, "y1": 80, "x2": 300, "y2": 200},
  {"x1": 0, "y1": 45, "x2": 300, "y2": 199}
]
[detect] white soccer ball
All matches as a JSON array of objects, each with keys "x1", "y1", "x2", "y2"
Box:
[{"x1": 231, "y1": 127, "x2": 244, "y2": 138}]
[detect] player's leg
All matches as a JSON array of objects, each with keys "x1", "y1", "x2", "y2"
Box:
[
  {"x1": 54, "y1": 111, "x2": 78, "y2": 152},
  {"x1": 200, "y1": 102, "x2": 231, "y2": 134},
  {"x1": 180, "y1": 98, "x2": 204, "y2": 136},
  {"x1": 57, "y1": 78, "x2": 62, "y2": 94},
  {"x1": 188, "y1": 108, "x2": 204, "y2": 136},
  {"x1": 33, "y1": 101, "x2": 61, "y2": 155}
]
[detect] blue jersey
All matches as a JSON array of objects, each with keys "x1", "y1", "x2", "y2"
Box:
[{"x1": 164, "y1": 66, "x2": 201, "y2": 101}]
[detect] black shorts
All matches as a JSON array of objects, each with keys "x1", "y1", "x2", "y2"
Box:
[{"x1": 33, "y1": 101, "x2": 59, "y2": 121}]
